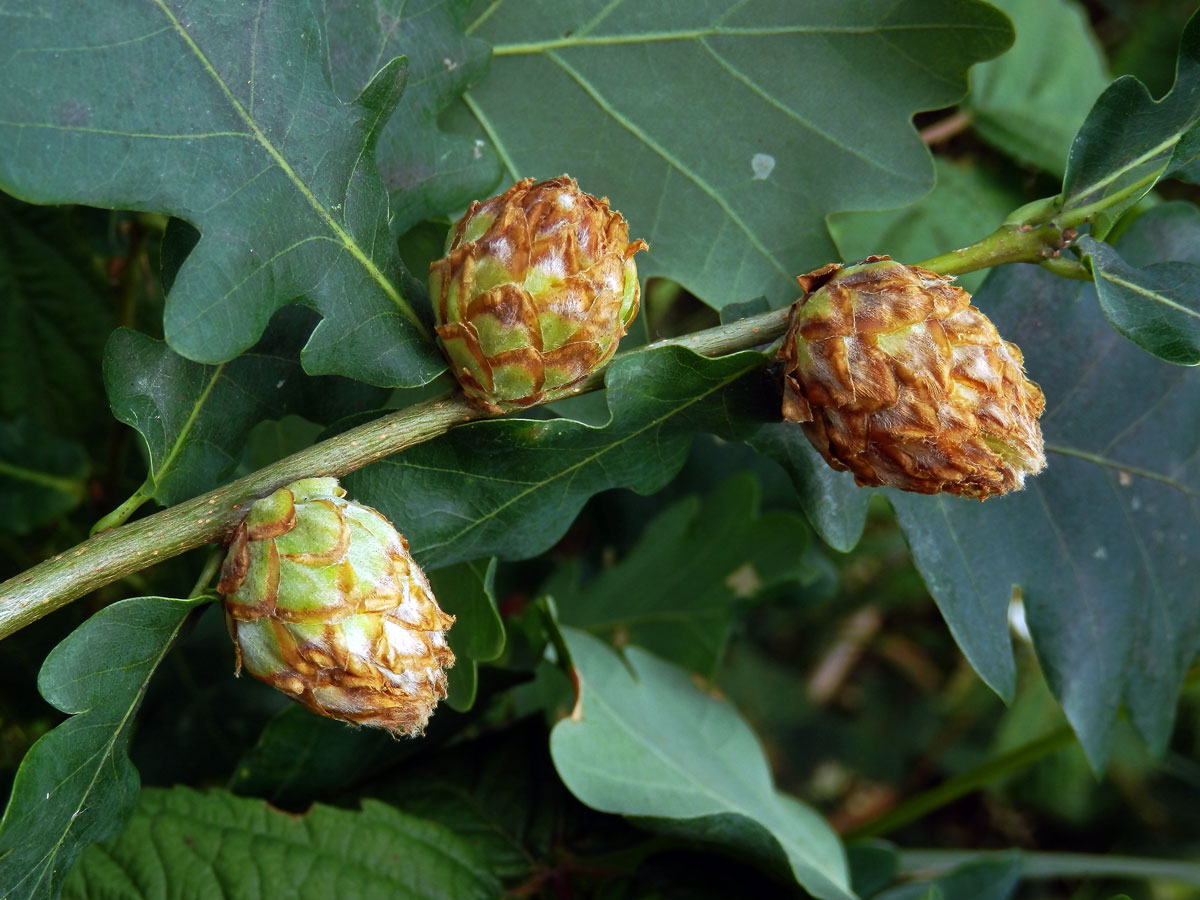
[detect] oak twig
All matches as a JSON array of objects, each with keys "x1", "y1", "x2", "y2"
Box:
[{"x1": 0, "y1": 308, "x2": 791, "y2": 641}]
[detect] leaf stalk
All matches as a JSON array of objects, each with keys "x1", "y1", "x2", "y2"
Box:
[
  {"x1": 916, "y1": 221, "x2": 1077, "y2": 277},
  {"x1": 897, "y1": 849, "x2": 1200, "y2": 888},
  {"x1": 843, "y1": 725, "x2": 1077, "y2": 839},
  {"x1": 91, "y1": 479, "x2": 154, "y2": 535},
  {"x1": 917, "y1": 166, "x2": 1166, "y2": 279}
]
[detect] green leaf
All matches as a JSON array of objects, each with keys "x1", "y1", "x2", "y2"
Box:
[
  {"x1": 377, "y1": 720, "x2": 574, "y2": 882},
  {"x1": 428, "y1": 558, "x2": 504, "y2": 712},
  {"x1": 899, "y1": 849, "x2": 1200, "y2": 889},
  {"x1": 229, "y1": 677, "x2": 477, "y2": 808},
  {"x1": 964, "y1": 0, "x2": 1109, "y2": 176},
  {"x1": 876, "y1": 854, "x2": 1021, "y2": 900},
  {"x1": 0, "y1": 196, "x2": 112, "y2": 438},
  {"x1": 551, "y1": 628, "x2": 854, "y2": 900},
  {"x1": 319, "y1": 0, "x2": 502, "y2": 235},
  {"x1": 0, "y1": 419, "x2": 87, "y2": 535},
  {"x1": 1077, "y1": 234, "x2": 1200, "y2": 365},
  {"x1": 346, "y1": 345, "x2": 776, "y2": 569},
  {"x1": 933, "y1": 856, "x2": 1022, "y2": 900},
  {"x1": 847, "y1": 840, "x2": 900, "y2": 898},
  {"x1": 745, "y1": 423, "x2": 870, "y2": 553},
  {"x1": 245, "y1": 414, "x2": 325, "y2": 470},
  {"x1": 829, "y1": 158, "x2": 1025, "y2": 293},
  {"x1": 463, "y1": 0, "x2": 1012, "y2": 309},
  {"x1": 557, "y1": 474, "x2": 813, "y2": 675},
  {"x1": 429, "y1": 558, "x2": 504, "y2": 661},
  {"x1": 1061, "y1": 10, "x2": 1200, "y2": 236},
  {"x1": 0, "y1": 595, "x2": 206, "y2": 900},
  {"x1": 890, "y1": 203, "x2": 1200, "y2": 767},
  {"x1": 0, "y1": 3, "x2": 444, "y2": 387},
  {"x1": 105, "y1": 311, "x2": 387, "y2": 506},
  {"x1": 228, "y1": 707, "x2": 408, "y2": 809},
  {"x1": 62, "y1": 786, "x2": 500, "y2": 900}
]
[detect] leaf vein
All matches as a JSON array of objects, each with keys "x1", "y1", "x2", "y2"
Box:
[
  {"x1": 149, "y1": 0, "x2": 428, "y2": 336},
  {"x1": 545, "y1": 51, "x2": 789, "y2": 280}
]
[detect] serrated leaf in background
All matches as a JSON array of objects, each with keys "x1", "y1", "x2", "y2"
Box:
[
  {"x1": 829, "y1": 158, "x2": 1025, "y2": 294},
  {"x1": 551, "y1": 628, "x2": 854, "y2": 900},
  {"x1": 461, "y1": 0, "x2": 1012, "y2": 310},
  {"x1": 427, "y1": 557, "x2": 504, "y2": 711},
  {"x1": 0, "y1": 419, "x2": 87, "y2": 537},
  {"x1": 1062, "y1": 10, "x2": 1200, "y2": 237},
  {"x1": 346, "y1": 345, "x2": 777, "y2": 569},
  {"x1": 319, "y1": 0, "x2": 502, "y2": 235},
  {"x1": 0, "y1": 197, "x2": 112, "y2": 439},
  {"x1": 62, "y1": 787, "x2": 500, "y2": 900},
  {"x1": 0, "y1": 2, "x2": 445, "y2": 387},
  {"x1": 105, "y1": 309, "x2": 387, "y2": 507},
  {"x1": 890, "y1": 203, "x2": 1200, "y2": 767},
  {"x1": 964, "y1": 0, "x2": 1109, "y2": 177},
  {"x1": 556, "y1": 474, "x2": 813, "y2": 675},
  {"x1": 0, "y1": 595, "x2": 205, "y2": 900},
  {"x1": 1078, "y1": 234, "x2": 1200, "y2": 365}
]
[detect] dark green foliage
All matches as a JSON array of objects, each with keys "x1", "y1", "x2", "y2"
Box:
[
  {"x1": 428, "y1": 558, "x2": 505, "y2": 710},
  {"x1": 0, "y1": 597, "x2": 206, "y2": 900},
  {"x1": 346, "y1": 347, "x2": 777, "y2": 568},
  {"x1": 0, "y1": 1, "x2": 444, "y2": 387},
  {"x1": 892, "y1": 204, "x2": 1200, "y2": 767},
  {"x1": 62, "y1": 787, "x2": 501, "y2": 900},
  {"x1": 1080, "y1": 234, "x2": 1200, "y2": 364},
  {"x1": 320, "y1": 0, "x2": 503, "y2": 234},
  {"x1": 106, "y1": 309, "x2": 389, "y2": 506},
  {"x1": 3, "y1": 3, "x2": 1200, "y2": 900},
  {"x1": 0, "y1": 420, "x2": 87, "y2": 535},
  {"x1": 0, "y1": 199, "x2": 112, "y2": 438},
  {"x1": 1061, "y1": 10, "x2": 1200, "y2": 236},
  {"x1": 554, "y1": 474, "x2": 818, "y2": 675}
]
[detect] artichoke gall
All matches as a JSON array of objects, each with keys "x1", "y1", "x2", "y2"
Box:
[
  {"x1": 430, "y1": 175, "x2": 647, "y2": 412},
  {"x1": 778, "y1": 256, "x2": 1045, "y2": 499},
  {"x1": 218, "y1": 477, "x2": 454, "y2": 735}
]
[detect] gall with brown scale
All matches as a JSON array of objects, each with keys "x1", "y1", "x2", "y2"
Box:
[
  {"x1": 778, "y1": 256, "x2": 1046, "y2": 499},
  {"x1": 430, "y1": 175, "x2": 647, "y2": 413},
  {"x1": 218, "y1": 477, "x2": 454, "y2": 736}
]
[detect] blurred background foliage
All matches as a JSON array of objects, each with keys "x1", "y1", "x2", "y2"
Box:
[{"x1": 3, "y1": 0, "x2": 1200, "y2": 899}]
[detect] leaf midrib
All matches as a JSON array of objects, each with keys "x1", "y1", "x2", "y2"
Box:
[
  {"x1": 490, "y1": 22, "x2": 1011, "y2": 55},
  {"x1": 149, "y1": 362, "x2": 225, "y2": 489},
  {"x1": 577, "y1": 666, "x2": 845, "y2": 889},
  {"x1": 15, "y1": 606, "x2": 195, "y2": 899},
  {"x1": 1097, "y1": 269, "x2": 1200, "y2": 322},
  {"x1": 1046, "y1": 443, "x2": 1200, "y2": 497},
  {"x1": 545, "y1": 51, "x2": 791, "y2": 281},
  {"x1": 151, "y1": 0, "x2": 428, "y2": 337}
]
